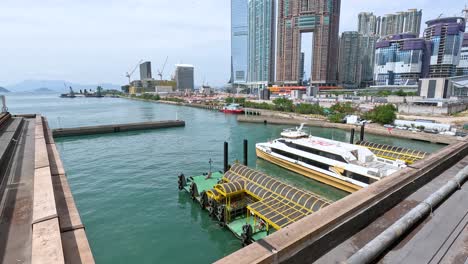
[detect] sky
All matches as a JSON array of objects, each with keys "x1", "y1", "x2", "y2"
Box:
[{"x1": 0, "y1": 0, "x2": 466, "y2": 87}]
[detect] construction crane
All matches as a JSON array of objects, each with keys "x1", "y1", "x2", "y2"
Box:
[
  {"x1": 125, "y1": 59, "x2": 143, "y2": 84},
  {"x1": 463, "y1": 5, "x2": 468, "y2": 23},
  {"x1": 157, "y1": 56, "x2": 169, "y2": 81}
]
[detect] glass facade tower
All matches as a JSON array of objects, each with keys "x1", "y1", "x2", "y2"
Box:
[
  {"x1": 231, "y1": 0, "x2": 249, "y2": 84},
  {"x1": 248, "y1": 0, "x2": 276, "y2": 83},
  {"x1": 374, "y1": 34, "x2": 430, "y2": 86},
  {"x1": 424, "y1": 17, "x2": 465, "y2": 78}
]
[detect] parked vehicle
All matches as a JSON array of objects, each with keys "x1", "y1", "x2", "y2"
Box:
[
  {"x1": 384, "y1": 124, "x2": 394, "y2": 129},
  {"x1": 395, "y1": 126, "x2": 408, "y2": 130}
]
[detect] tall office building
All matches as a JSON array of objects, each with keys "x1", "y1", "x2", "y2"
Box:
[
  {"x1": 276, "y1": 0, "x2": 341, "y2": 85},
  {"x1": 175, "y1": 64, "x2": 194, "y2": 90},
  {"x1": 358, "y1": 12, "x2": 379, "y2": 36},
  {"x1": 374, "y1": 33, "x2": 430, "y2": 86},
  {"x1": 231, "y1": 0, "x2": 249, "y2": 84},
  {"x1": 248, "y1": 0, "x2": 276, "y2": 85},
  {"x1": 338, "y1": 32, "x2": 361, "y2": 87},
  {"x1": 140, "y1": 61, "x2": 152, "y2": 80},
  {"x1": 424, "y1": 17, "x2": 465, "y2": 78},
  {"x1": 380, "y1": 9, "x2": 422, "y2": 37},
  {"x1": 359, "y1": 34, "x2": 379, "y2": 86},
  {"x1": 457, "y1": 33, "x2": 468, "y2": 76}
]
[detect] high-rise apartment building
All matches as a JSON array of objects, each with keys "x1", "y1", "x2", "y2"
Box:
[
  {"x1": 248, "y1": 0, "x2": 276, "y2": 84},
  {"x1": 424, "y1": 17, "x2": 465, "y2": 78},
  {"x1": 457, "y1": 33, "x2": 468, "y2": 76},
  {"x1": 358, "y1": 12, "x2": 379, "y2": 36},
  {"x1": 380, "y1": 9, "x2": 422, "y2": 37},
  {"x1": 175, "y1": 64, "x2": 194, "y2": 90},
  {"x1": 140, "y1": 61, "x2": 152, "y2": 80},
  {"x1": 359, "y1": 34, "x2": 379, "y2": 85},
  {"x1": 374, "y1": 34, "x2": 430, "y2": 86},
  {"x1": 338, "y1": 32, "x2": 361, "y2": 87},
  {"x1": 404, "y1": 9, "x2": 423, "y2": 36},
  {"x1": 276, "y1": 0, "x2": 341, "y2": 85},
  {"x1": 231, "y1": 0, "x2": 249, "y2": 84}
]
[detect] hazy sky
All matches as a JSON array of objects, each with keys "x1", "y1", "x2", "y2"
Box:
[{"x1": 1, "y1": 0, "x2": 465, "y2": 87}]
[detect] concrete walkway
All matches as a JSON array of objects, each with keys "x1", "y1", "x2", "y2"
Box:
[{"x1": 0, "y1": 114, "x2": 94, "y2": 264}]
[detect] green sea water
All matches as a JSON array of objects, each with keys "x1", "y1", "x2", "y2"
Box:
[{"x1": 6, "y1": 93, "x2": 443, "y2": 263}]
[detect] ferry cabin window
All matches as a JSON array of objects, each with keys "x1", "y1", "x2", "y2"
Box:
[
  {"x1": 278, "y1": 140, "x2": 348, "y2": 163},
  {"x1": 271, "y1": 148, "x2": 329, "y2": 170},
  {"x1": 345, "y1": 171, "x2": 371, "y2": 185}
]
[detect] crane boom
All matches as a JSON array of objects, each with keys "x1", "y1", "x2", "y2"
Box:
[
  {"x1": 157, "y1": 56, "x2": 169, "y2": 80},
  {"x1": 126, "y1": 59, "x2": 143, "y2": 84}
]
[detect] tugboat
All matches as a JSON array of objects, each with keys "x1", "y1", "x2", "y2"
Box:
[{"x1": 221, "y1": 103, "x2": 244, "y2": 114}]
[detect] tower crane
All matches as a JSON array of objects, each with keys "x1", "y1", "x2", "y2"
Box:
[
  {"x1": 157, "y1": 56, "x2": 169, "y2": 80},
  {"x1": 125, "y1": 59, "x2": 143, "y2": 84}
]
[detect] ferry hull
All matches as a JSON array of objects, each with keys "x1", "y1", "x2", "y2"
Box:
[
  {"x1": 221, "y1": 109, "x2": 244, "y2": 114},
  {"x1": 256, "y1": 148, "x2": 361, "y2": 193}
]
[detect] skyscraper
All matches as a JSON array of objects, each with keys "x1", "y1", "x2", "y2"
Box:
[
  {"x1": 457, "y1": 33, "x2": 468, "y2": 76},
  {"x1": 276, "y1": 0, "x2": 341, "y2": 85},
  {"x1": 140, "y1": 61, "x2": 152, "y2": 80},
  {"x1": 424, "y1": 17, "x2": 465, "y2": 78},
  {"x1": 338, "y1": 32, "x2": 361, "y2": 87},
  {"x1": 175, "y1": 64, "x2": 194, "y2": 90},
  {"x1": 404, "y1": 9, "x2": 422, "y2": 36},
  {"x1": 359, "y1": 34, "x2": 379, "y2": 86},
  {"x1": 248, "y1": 0, "x2": 276, "y2": 84},
  {"x1": 374, "y1": 34, "x2": 430, "y2": 86},
  {"x1": 231, "y1": 0, "x2": 249, "y2": 84},
  {"x1": 380, "y1": 9, "x2": 422, "y2": 37},
  {"x1": 358, "y1": 12, "x2": 379, "y2": 36}
]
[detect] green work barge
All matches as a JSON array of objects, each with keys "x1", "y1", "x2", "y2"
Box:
[{"x1": 178, "y1": 163, "x2": 331, "y2": 246}]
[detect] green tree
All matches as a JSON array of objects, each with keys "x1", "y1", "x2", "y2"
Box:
[
  {"x1": 272, "y1": 97, "x2": 294, "y2": 112},
  {"x1": 295, "y1": 103, "x2": 324, "y2": 115},
  {"x1": 329, "y1": 113, "x2": 346, "y2": 123},
  {"x1": 330, "y1": 102, "x2": 355, "y2": 114},
  {"x1": 365, "y1": 104, "x2": 397, "y2": 124},
  {"x1": 225, "y1": 97, "x2": 234, "y2": 104}
]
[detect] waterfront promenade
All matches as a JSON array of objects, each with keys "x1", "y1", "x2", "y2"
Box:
[{"x1": 0, "y1": 113, "x2": 94, "y2": 263}]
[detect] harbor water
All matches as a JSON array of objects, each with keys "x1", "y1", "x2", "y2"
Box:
[{"x1": 6, "y1": 93, "x2": 443, "y2": 263}]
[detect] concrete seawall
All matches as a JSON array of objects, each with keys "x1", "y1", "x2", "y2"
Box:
[
  {"x1": 237, "y1": 115, "x2": 459, "y2": 145},
  {"x1": 52, "y1": 120, "x2": 185, "y2": 137}
]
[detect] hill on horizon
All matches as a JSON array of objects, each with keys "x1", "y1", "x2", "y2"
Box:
[
  {"x1": 0, "y1": 87, "x2": 10, "y2": 93},
  {"x1": 5, "y1": 80, "x2": 121, "y2": 92}
]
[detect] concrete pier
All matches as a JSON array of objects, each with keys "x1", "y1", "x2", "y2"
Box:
[
  {"x1": 237, "y1": 114, "x2": 459, "y2": 145},
  {"x1": 0, "y1": 113, "x2": 94, "y2": 263},
  {"x1": 216, "y1": 140, "x2": 468, "y2": 264},
  {"x1": 52, "y1": 120, "x2": 185, "y2": 137}
]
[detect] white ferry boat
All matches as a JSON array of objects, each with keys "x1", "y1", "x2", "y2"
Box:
[
  {"x1": 256, "y1": 135, "x2": 406, "y2": 193},
  {"x1": 280, "y1": 123, "x2": 308, "y2": 139}
]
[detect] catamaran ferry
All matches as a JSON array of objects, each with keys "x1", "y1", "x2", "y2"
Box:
[{"x1": 256, "y1": 127, "x2": 406, "y2": 193}]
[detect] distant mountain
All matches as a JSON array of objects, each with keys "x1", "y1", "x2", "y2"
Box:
[
  {"x1": 34, "y1": 87, "x2": 55, "y2": 93},
  {"x1": 0, "y1": 87, "x2": 10, "y2": 93},
  {"x1": 5, "y1": 80, "x2": 120, "y2": 92}
]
